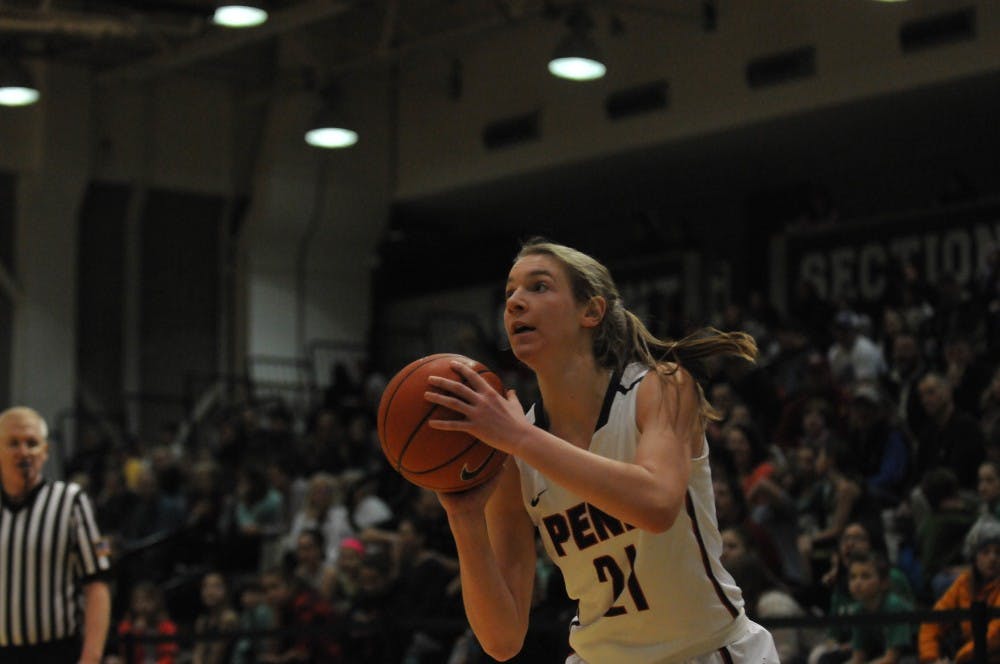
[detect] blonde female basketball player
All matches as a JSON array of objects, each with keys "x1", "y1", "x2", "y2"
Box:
[{"x1": 424, "y1": 239, "x2": 780, "y2": 663}]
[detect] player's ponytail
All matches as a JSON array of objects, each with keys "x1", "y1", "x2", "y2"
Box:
[
  {"x1": 624, "y1": 312, "x2": 757, "y2": 421},
  {"x1": 516, "y1": 238, "x2": 758, "y2": 422}
]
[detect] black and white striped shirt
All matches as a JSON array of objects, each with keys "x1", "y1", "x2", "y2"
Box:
[{"x1": 0, "y1": 480, "x2": 111, "y2": 646}]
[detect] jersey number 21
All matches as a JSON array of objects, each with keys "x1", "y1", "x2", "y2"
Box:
[{"x1": 593, "y1": 544, "x2": 649, "y2": 616}]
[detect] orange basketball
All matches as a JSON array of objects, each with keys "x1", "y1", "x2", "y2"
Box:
[{"x1": 377, "y1": 353, "x2": 507, "y2": 493}]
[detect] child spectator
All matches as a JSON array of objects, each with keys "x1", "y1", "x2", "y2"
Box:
[
  {"x1": 294, "y1": 528, "x2": 336, "y2": 594},
  {"x1": 260, "y1": 566, "x2": 343, "y2": 664},
  {"x1": 808, "y1": 522, "x2": 913, "y2": 664},
  {"x1": 918, "y1": 518, "x2": 1000, "y2": 664},
  {"x1": 116, "y1": 581, "x2": 180, "y2": 664},
  {"x1": 323, "y1": 537, "x2": 366, "y2": 611},
  {"x1": 193, "y1": 571, "x2": 239, "y2": 664},
  {"x1": 230, "y1": 579, "x2": 277, "y2": 664},
  {"x1": 844, "y1": 551, "x2": 914, "y2": 664}
]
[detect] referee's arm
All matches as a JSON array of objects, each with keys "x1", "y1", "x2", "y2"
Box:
[{"x1": 80, "y1": 580, "x2": 111, "y2": 664}]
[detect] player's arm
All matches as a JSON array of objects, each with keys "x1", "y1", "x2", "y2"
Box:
[
  {"x1": 441, "y1": 461, "x2": 537, "y2": 661},
  {"x1": 79, "y1": 579, "x2": 111, "y2": 664},
  {"x1": 429, "y1": 363, "x2": 698, "y2": 532}
]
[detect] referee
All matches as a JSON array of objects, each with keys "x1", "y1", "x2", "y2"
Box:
[{"x1": 0, "y1": 406, "x2": 111, "y2": 663}]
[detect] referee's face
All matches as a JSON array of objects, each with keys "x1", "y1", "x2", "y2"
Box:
[{"x1": 0, "y1": 413, "x2": 49, "y2": 497}]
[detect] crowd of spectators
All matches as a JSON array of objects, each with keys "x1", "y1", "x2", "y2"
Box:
[{"x1": 62, "y1": 244, "x2": 1000, "y2": 663}]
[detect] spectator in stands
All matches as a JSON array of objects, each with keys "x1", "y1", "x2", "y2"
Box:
[
  {"x1": 977, "y1": 461, "x2": 1000, "y2": 522},
  {"x1": 768, "y1": 318, "x2": 818, "y2": 405},
  {"x1": 980, "y1": 366, "x2": 1000, "y2": 440},
  {"x1": 178, "y1": 459, "x2": 227, "y2": 569},
  {"x1": 193, "y1": 571, "x2": 239, "y2": 664},
  {"x1": 722, "y1": 525, "x2": 823, "y2": 664},
  {"x1": 798, "y1": 438, "x2": 872, "y2": 585},
  {"x1": 343, "y1": 472, "x2": 393, "y2": 532},
  {"x1": 296, "y1": 408, "x2": 343, "y2": 477},
  {"x1": 120, "y1": 463, "x2": 185, "y2": 545},
  {"x1": 343, "y1": 551, "x2": 403, "y2": 663},
  {"x1": 799, "y1": 398, "x2": 836, "y2": 451},
  {"x1": 943, "y1": 335, "x2": 993, "y2": 418},
  {"x1": 66, "y1": 423, "x2": 111, "y2": 493},
  {"x1": 363, "y1": 516, "x2": 463, "y2": 663},
  {"x1": 774, "y1": 354, "x2": 847, "y2": 451},
  {"x1": 230, "y1": 579, "x2": 276, "y2": 664},
  {"x1": 94, "y1": 463, "x2": 134, "y2": 539},
  {"x1": 820, "y1": 522, "x2": 915, "y2": 624},
  {"x1": 977, "y1": 244, "x2": 1000, "y2": 360},
  {"x1": 914, "y1": 373, "x2": 985, "y2": 487},
  {"x1": 725, "y1": 423, "x2": 782, "y2": 522},
  {"x1": 324, "y1": 537, "x2": 366, "y2": 612},
  {"x1": 882, "y1": 330, "x2": 929, "y2": 435},
  {"x1": 285, "y1": 472, "x2": 353, "y2": 567},
  {"x1": 260, "y1": 566, "x2": 343, "y2": 664},
  {"x1": 226, "y1": 464, "x2": 286, "y2": 572},
  {"x1": 914, "y1": 467, "x2": 978, "y2": 601},
  {"x1": 706, "y1": 380, "x2": 741, "y2": 446},
  {"x1": 785, "y1": 441, "x2": 826, "y2": 536},
  {"x1": 115, "y1": 581, "x2": 180, "y2": 664},
  {"x1": 918, "y1": 518, "x2": 1000, "y2": 664},
  {"x1": 117, "y1": 462, "x2": 186, "y2": 589},
  {"x1": 843, "y1": 551, "x2": 914, "y2": 664},
  {"x1": 343, "y1": 411, "x2": 383, "y2": 477},
  {"x1": 293, "y1": 528, "x2": 336, "y2": 594},
  {"x1": 844, "y1": 384, "x2": 910, "y2": 507},
  {"x1": 712, "y1": 470, "x2": 785, "y2": 582},
  {"x1": 827, "y1": 311, "x2": 887, "y2": 386}
]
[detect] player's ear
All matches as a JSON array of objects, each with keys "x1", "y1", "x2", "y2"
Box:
[{"x1": 580, "y1": 296, "x2": 606, "y2": 328}]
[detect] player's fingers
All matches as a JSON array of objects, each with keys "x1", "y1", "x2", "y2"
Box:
[
  {"x1": 427, "y1": 375, "x2": 477, "y2": 401},
  {"x1": 426, "y1": 417, "x2": 468, "y2": 431},
  {"x1": 424, "y1": 390, "x2": 470, "y2": 413},
  {"x1": 448, "y1": 360, "x2": 490, "y2": 389}
]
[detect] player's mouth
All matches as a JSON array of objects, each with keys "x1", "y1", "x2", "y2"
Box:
[{"x1": 511, "y1": 323, "x2": 536, "y2": 335}]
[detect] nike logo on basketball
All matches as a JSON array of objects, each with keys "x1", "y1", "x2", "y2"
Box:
[
  {"x1": 530, "y1": 489, "x2": 547, "y2": 506},
  {"x1": 460, "y1": 450, "x2": 497, "y2": 481}
]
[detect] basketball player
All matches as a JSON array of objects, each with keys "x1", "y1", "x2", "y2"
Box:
[{"x1": 424, "y1": 239, "x2": 780, "y2": 663}]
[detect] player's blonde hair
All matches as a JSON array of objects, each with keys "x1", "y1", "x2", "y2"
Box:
[{"x1": 515, "y1": 238, "x2": 757, "y2": 421}]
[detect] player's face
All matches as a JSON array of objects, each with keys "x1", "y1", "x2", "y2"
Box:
[
  {"x1": 504, "y1": 254, "x2": 586, "y2": 364},
  {"x1": 0, "y1": 413, "x2": 48, "y2": 496}
]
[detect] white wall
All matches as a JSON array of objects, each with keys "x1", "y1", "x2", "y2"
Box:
[{"x1": 8, "y1": 63, "x2": 90, "y2": 461}]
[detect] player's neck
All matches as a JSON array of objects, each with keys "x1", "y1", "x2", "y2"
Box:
[{"x1": 536, "y1": 358, "x2": 613, "y2": 440}]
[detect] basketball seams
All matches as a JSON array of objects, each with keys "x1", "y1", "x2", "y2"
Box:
[
  {"x1": 378, "y1": 353, "x2": 464, "y2": 470},
  {"x1": 396, "y1": 367, "x2": 498, "y2": 474},
  {"x1": 378, "y1": 353, "x2": 505, "y2": 492}
]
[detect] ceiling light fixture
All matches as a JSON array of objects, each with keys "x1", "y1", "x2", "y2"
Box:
[
  {"x1": 305, "y1": 108, "x2": 358, "y2": 149},
  {"x1": 0, "y1": 59, "x2": 40, "y2": 107},
  {"x1": 212, "y1": 2, "x2": 269, "y2": 28},
  {"x1": 548, "y1": 6, "x2": 606, "y2": 81}
]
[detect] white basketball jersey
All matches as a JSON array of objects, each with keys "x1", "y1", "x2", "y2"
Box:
[{"x1": 517, "y1": 363, "x2": 748, "y2": 663}]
